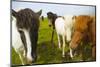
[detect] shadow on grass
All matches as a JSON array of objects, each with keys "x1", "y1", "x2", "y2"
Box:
[
  {"x1": 35, "y1": 41, "x2": 62, "y2": 64},
  {"x1": 12, "y1": 41, "x2": 94, "y2": 66},
  {"x1": 35, "y1": 41, "x2": 94, "y2": 65},
  {"x1": 34, "y1": 41, "x2": 73, "y2": 64}
]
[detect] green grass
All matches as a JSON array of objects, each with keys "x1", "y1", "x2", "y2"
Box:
[{"x1": 12, "y1": 18, "x2": 93, "y2": 65}]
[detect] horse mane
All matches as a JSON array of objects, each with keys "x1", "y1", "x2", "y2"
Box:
[{"x1": 74, "y1": 15, "x2": 93, "y2": 32}]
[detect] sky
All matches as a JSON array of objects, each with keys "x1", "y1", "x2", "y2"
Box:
[{"x1": 12, "y1": 1, "x2": 96, "y2": 17}]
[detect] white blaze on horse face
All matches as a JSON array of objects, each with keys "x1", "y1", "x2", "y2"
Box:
[
  {"x1": 22, "y1": 29, "x2": 33, "y2": 61},
  {"x1": 48, "y1": 19, "x2": 52, "y2": 26}
]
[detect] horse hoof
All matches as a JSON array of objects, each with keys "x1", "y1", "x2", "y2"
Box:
[
  {"x1": 58, "y1": 46, "x2": 61, "y2": 49},
  {"x1": 62, "y1": 54, "x2": 65, "y2": 58}
]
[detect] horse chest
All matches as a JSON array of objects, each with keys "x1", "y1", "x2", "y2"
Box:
[{"x1": 55, "y1": 18, "x2": 66, "y2": 35}]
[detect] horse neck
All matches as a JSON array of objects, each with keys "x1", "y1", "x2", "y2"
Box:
[{"x1": 52, "y1": 15, "x2": 58, "y2": 29}]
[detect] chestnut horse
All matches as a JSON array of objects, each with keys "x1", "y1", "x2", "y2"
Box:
[{"x1": 69, "y1": 15, "x2": 96, "y2": 60}]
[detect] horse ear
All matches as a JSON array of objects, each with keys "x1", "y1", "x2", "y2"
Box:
[
  {"x1": 87, "y1": 16, "x2": 94, "y2": 25},
  {"x1": 72, "y1": 16, "x2": 77, "y2": 20},
  {"x1": 37, "y1": 9, "x2": 42, "y2": 17},
  {"x1": 12, "y1": 9, "x2": 17, "y2": 17}
]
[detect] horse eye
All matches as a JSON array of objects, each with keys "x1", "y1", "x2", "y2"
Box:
[
  {"x1": 18, "y1": 30, "x2": 23, "y2": 34},
  {"x1": 81, "y1": 31, "x2": 84, "y2": 33}
]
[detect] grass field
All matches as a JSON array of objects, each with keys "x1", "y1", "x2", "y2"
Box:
[{"x1": 12, "y1": 18, "x2": 93, "y2": 66}]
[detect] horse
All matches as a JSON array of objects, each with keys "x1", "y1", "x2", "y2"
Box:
[
  {"x1": 47, "y1": 12, "x2": 57, "y2": 29},
  {"x1": 47, "y1": 12, "x2": 58, "y2": 44},
  {"x1": 55, "y1": 15, "x2": 76, "y2": 57},
  {"x1": 69, "y1": 15, "x2": 96, "y2": 60},
  {"x1": 47, "y1": 12, "x2": 75, "y2": 57},
  {"x1": 12, "y1": 8, "x2": 42, "y2": 65}
]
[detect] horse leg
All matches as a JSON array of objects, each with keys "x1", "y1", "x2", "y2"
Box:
[
  {"x1": 69, "y1": 48, "x2": 73, "y2": 58},
  {"x1": 69, "y1": 43, "x2": 75, "y2": 59},
  {"x1": 51, "y1": 29, "x2": 54, "y2": 45},
  {"x1": 62, "y1": 35, "x2": 65, "y2": 57},
  {"x1": 57, "y1": 35, "x2": 61, "y2": 49}
]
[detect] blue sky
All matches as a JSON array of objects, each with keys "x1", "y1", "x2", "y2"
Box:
[{"x1": 12, "y1": 1, "x2": 95, "y2": 17}]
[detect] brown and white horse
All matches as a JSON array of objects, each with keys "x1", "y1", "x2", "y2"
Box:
[{"x1": 69, "y1": 15, "x2": 96, "y2": 60}]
